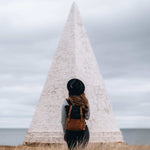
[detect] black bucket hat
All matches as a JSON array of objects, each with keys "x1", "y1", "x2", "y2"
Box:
[{"x1": 67, "y1": 78, "x2": 85, "y2": 95}]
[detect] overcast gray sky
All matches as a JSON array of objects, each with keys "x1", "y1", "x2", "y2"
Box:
[{"x1": 0, "y1": 0, "x2": 150, "y2": 128}]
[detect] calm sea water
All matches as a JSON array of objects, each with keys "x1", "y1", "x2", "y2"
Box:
[{"x1": 0, "y1": 128, "x2": 150, "y2": 146}]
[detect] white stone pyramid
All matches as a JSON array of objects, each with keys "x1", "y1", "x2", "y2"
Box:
[{"x1": 24, "y1": 2, "x2": 124, "y2": 143}]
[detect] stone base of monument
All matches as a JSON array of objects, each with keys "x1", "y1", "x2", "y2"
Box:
[
  {"x1": 23, "y1": 141, "x2": 126, "y2": 147},
  {"x1": 24, "y1": 131, "x2": 124, "y2": 144}
]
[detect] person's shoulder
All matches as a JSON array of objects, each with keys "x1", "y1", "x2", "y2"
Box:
[{"x1": 62, "y1": 99, "x2": 69, "y2": 106}]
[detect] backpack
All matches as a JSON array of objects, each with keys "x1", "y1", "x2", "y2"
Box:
[{"x1": 65, "y1": 99, "x2": 86, "y2": 131}]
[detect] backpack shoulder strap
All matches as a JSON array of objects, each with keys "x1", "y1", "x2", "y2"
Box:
[
  {"x1": 68, "y1": 105, "x2": 72, "y2": 121},
  {"x1": 80, "y1": 106, "x2": 83, "y2": 121}
]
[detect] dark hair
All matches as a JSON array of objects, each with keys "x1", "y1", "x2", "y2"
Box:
[{"x1": 67, "y1": 78, "x2": 85, "y2": 95}]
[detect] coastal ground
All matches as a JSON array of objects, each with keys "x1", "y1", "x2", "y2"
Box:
[{"x1": 0, "y1": 143, "x2": 150, "y2": 150}]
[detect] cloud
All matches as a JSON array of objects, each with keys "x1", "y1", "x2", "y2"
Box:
[
  {"x1": 105, "y1": 78, "x2": 150, "y2": 95},
  {"x1": 0, "y1": 0, "x2": 150, "y2": 128},
  {"x1": 117, "y1": 116, "x2": 150, "y2": 128},
  {"x1": 0, "y1": 117, "x2": 32, "y2": 128}
]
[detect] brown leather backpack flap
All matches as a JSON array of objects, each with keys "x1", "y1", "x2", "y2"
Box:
[{"x1": 66, "y1": 118, "x2": 86, "y2": 131}]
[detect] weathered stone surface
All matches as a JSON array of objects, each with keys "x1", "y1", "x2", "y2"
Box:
[{"x1": 25, "y1": 2, "x2": 124, "y2": 143}]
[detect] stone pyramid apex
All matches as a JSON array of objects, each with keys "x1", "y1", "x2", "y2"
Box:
[
  {"x1": 72, "y1": 1, "x2": 78, "y2": 8},
  {"x1": 64, "y1": 1, "x2": 83, "y2": 33},
  {"x1": 70, "y1": 2, "x2": 82, "y2": 25},
  {"x1": 72, "y1": 1, "x2": 77, "y2": 8}
]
